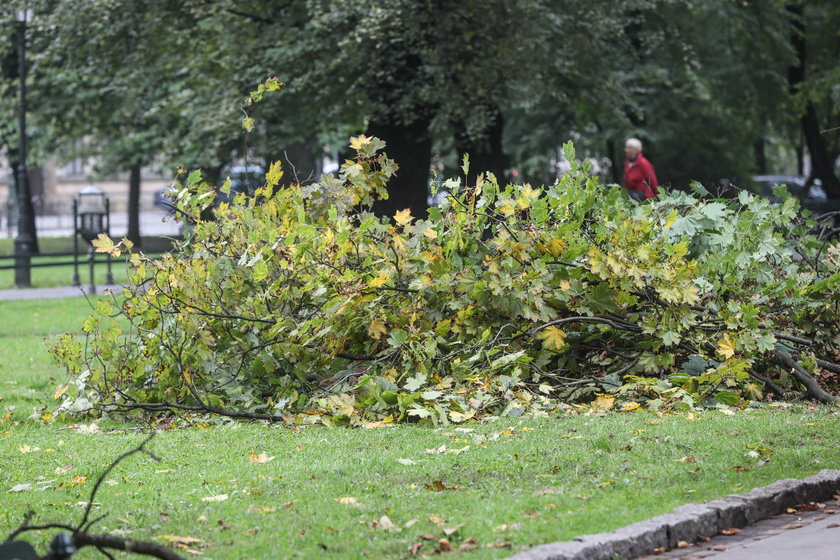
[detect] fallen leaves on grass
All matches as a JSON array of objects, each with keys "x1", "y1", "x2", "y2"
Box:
[
  {"x1": 494, "y1": 523, "x2": 521, "y2": 532},
  {"x1": 248, "y1": 452, "x2": 275, "y2": 464},
  {"x1": 428, "y1": 516, "x2": 446, "y2": 526},
  {"x1": 246, "y1": 505, "x2": 276, "y2": 514},
  {"x1": 367, "y1": 515, "x2": 401, "y2": 532},
  {"x1": 335, "y1": 496, "x2": 361, "y2": 506},
  {"x1": 396, "y1": 458, "x2": 417, "y2": 465},
  {"x1": 201, "y1": 494, "x2": 228, "y2": 502},
  {"x1": 60, "y1": 475, "x2": 88, "y2": 488},
  {"x1": 425, "y1": 480, "x2": 458, "y2": 491}
]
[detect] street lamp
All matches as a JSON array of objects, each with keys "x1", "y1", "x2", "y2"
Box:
[
  {"x1": 73, "y1": 185, "x2": 112, "y2": 293},
  {"x1": 13, "y1": 5, "x2": 35, "y2": 287}
]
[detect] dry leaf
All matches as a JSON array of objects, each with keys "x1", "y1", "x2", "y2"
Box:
[
  {"x1": 409, "y1": 542, "x2": 423, "y2": 556},
  {"x1": 248, "y1": 452, "x2": 275, "y2": 464},
  {"x1": 160, "y1": 535, "x2": 203, "y2": 545},
  {"x1": 201, "y1": 494, "x2": 228, "y2": 502},
  {"x1": 425, "y1": 480, "x2": 457, "y2": 491},
  {"x1": 437, "y1": 538, "x2": 452, "y2": 553},
  {"x1": 443, "y1": 524, "x2": 464, "y2": 536},
  {"x1": 720, "y1": 528, "x2": 741, "y2": 535},
  {"x1": 335, "y1": 496, "x2": 358, "y2": 505},
  {"x1": 404, "y1": 519, "x2": 419, "y2": 528},
  {"x1": 428, "y1": 516, "x2": 446, "y2": 525}
]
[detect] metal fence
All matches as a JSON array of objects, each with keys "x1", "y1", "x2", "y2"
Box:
[{"x1": 2, "y1": 197, "x2": 180, "y2": 238}]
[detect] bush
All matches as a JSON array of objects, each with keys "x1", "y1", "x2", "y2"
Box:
[{"x1": 50, "y1": 138, "x2": 840, "y2": 425}]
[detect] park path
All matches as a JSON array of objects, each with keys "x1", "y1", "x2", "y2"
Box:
[
  {"x1": 0, "y1": 284, "x2": 115, "y2": 301},
  {"x1": 635, "y1": 492, "x2": 839, "y2": 560}
]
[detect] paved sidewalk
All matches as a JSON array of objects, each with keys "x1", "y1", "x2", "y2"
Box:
[
  {"x1": 0, "y1": 284, "x2": 120, "y2": 301},
  {"x1": 639, "y1": 504, "x2": 840, "y2": 560}
]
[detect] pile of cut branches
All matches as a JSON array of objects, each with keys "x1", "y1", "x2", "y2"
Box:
[{"x1": 50, "y1": 139, "x2": 840, "y2": 425}]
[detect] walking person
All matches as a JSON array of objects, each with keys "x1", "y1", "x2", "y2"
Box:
[{"x1": 622, "y1": 138, "x2": 659, "y2": 201}]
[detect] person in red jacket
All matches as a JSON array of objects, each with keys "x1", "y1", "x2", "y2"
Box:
[{"x1": 622, "y1": 138, "x2": 659, "y2": 200}]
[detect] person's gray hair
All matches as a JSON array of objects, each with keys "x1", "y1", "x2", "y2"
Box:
[{"x1": 625, "y1": 138, "x2": 643, "y2": 152}]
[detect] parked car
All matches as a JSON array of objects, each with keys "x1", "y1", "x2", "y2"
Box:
[
  {"x1": 753, "y1": 175, "x2": 826, "y2": 203},
  {"x1": 153, "y1": 165, "x2": 266, "y2": 212},
  {"x1": 153, "y1": 185, "x2": 175, "y2": 211},
  {"x1": 754, "y1": 175, "x2": 840, "y2": 236}
]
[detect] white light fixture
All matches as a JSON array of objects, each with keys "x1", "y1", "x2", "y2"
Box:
[{"x1": 15, "y1": 8, "x2": 34, "y2": 23}]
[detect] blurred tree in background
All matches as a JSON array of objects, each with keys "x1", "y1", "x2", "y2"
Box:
[{"x1": 1, "y1": 0, "x2": 838, "y2": 229}]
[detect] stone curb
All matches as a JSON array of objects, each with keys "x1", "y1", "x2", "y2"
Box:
[{"x1": 505, "y1": 469, "x2": 840, "y2": 560}]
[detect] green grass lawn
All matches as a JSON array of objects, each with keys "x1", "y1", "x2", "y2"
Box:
[{"x1": 1, "y1": 298, "x2": 839, "y2": 559}]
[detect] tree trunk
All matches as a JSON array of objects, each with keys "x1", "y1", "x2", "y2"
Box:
[
  {"x1": 753, "y1": 138, "x2": 767, "y2": 175},
  {"x1": 367, "y1": 116, "x2": 432, "y2": 220},
  {"x1": 795, "y1": 142, "x2": 804, "y2": 176},
  {"x1": 127, "y1": 162, "x2": 142, "y2": 247},
  {"x1": 787, "y1": 3, "x2": 840, "y2": 198},
  {"x1": 453, "y1": 108, "x2": 506, "y2": 187},
  {"x1": 607, "y1": 140, "x2": 621, "y2": 184}
]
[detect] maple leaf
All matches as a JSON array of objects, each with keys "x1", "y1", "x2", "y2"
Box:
[
  {"x1": 369, "y1": 272, "x2": 390, "y2": 288},
  {"x1": 91, "y1": 233, "x2": 120, "y2": 257},
  {"x1": 717, "y1": 333, "x2": 737, "y2": 359},
  {"x1": 537, "y1": 326, "x2": 566, "y2": 351},
  {"x1": 266, "y1": 160, "x2": 284, "y2": 187},
  {"x1": 349, "y1": 135, "x2": 371, "y2": 152},
  {"x1": 394, "y1": 208, "x2": 413, "y2": 226},
  {"x1": 592, "y1": 394, "x2": 615, "y2": 410},
  {"x1": 367, "y1": 319, "x2": 388, "y2": 340}
]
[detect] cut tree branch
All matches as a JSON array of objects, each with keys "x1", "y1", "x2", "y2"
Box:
[{"x1": 773, "y1": 348, "x2": 839, "y2": 404}]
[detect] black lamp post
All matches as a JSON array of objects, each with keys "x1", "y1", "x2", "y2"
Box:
[{"x1": 13, "y1": 5, "x2": 35, "y2": 288}]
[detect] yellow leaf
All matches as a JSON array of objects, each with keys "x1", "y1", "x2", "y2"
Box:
[
  {"x1": 664, "y1": 210, "x2": 678, "y2": 229},
  {"x1": 201, "y1": 494, "x2": 228, "y2": 502},
  {"x1": 717, "y1": 333, "x2": 737, "y2": 359},
  {"x1": 423, "y1": 228, "x2": 438, "y2": 239},
  {"x1": 369, "y1": 271, "x2": 390, "y2": 288},
  {"x1": 349, "y1": 135, "x2": 371, "y2": 152},
  {"x1": 498, "y1": 201, "x2": 517, "y2": 216},
  {"x1": 621, "y1": 401, "x2": 641, "y2": 412},
  {"x1": 54, "y1": 384, "x2": 69, "y2": 400},
  {"x1": 548, "y1": 238, "x2": 566, "y2": 257},
  {"x1": 537, "y1": 326, "x2": 566, "y2": 351},
  {"x1": 593, "y1": 394, "x2": 615, "y2": 410},
  {"x1": 91, "y1": 233, "x2": 119, "y2": 256},
  {"x1": 335, "y1": 496, "x2": 358, "y2": 505},
  {"x1": 266, "y1": 160, "x2": 284, "y2": 187},
  {"x1": 394, "y1": 208, "x2": 413, "y2": 226},
  {"x1": 559, "y1": 280, "x2": 571, "y2": 291},
  {"x1": 367, "y1": 319, "x2": 387, "y2": 340},
  {"x1": 160, "y1": 536, "x2": 203, "y2": 545},
  {"x1": 249, "y1": 452, "x2": 275, "y2": 464}
]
